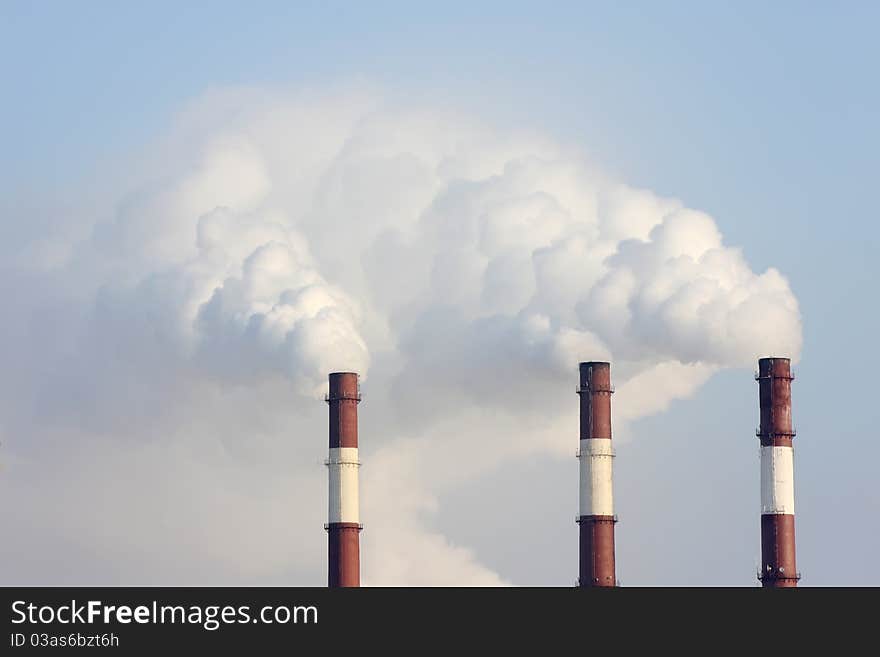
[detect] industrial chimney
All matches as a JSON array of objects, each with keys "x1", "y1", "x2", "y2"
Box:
[
  {"x1": 577, "y1": 361, "x2": 617, "y2": 587},
  {"x1": 325, "y1": 372, "x2": 362, "y2": 588},
  {"x1": 755, "y1": 357, "x2": 799, "y2": 587}
]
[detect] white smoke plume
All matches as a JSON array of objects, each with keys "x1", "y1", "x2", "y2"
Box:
[{"x1": 0, "y1": 86, "x2": 801, "y2": 585}]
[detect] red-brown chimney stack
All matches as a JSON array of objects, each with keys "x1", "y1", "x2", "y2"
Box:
[
  {"x1": 325, "y1": 372, "x2": 362, "y2": 588},
  {"x1": 756, "y1": 357, "x2": 799, "y2": 587},
  {"x1": 577, "y1": 361, "x2": 617, "y2": 587}
]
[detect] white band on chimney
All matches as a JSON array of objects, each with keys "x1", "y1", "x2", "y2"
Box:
[
  {"x1": 760, "y1": 446, "x2": 795, "y2": 515},
  {"x1": 328, "y1": 447, "x2": 360, "y2": 524},
  {"x1": 579, "y1": 438, "x2": 614, "y2": 517}
]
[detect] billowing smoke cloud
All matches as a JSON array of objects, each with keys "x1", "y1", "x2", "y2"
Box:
[{"x1": 0, "y1": 86, "x2": 801, "y2": 585}]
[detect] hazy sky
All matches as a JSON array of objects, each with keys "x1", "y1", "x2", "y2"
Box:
[{"x1": 1, "y1": 2, "x2": 877, "y2": 585}]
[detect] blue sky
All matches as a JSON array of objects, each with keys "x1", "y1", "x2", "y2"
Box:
[{"x1": 2, "y1": 2, "x2": 877, "y2": 585}]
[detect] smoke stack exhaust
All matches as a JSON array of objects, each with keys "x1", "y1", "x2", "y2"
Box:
[
  {"x1": 756, "y1": 357, "x2": 799, "y2": 587},
  {"x1": 577, "y1": 361, "x2": 617, "y2": 587},
  {"x1": 325, "y1": 372, "x2": 362, "y2": 587}
]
